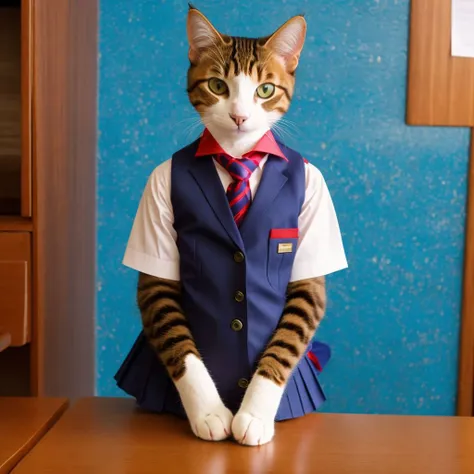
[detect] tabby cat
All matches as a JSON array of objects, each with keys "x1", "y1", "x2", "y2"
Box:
[{"x1": 119, "y1": 6, "x2": 336, "y2": 446}]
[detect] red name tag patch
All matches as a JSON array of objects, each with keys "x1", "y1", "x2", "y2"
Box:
[{"x1": 269, "y1": 228, "x2": 299, "y2": 239}]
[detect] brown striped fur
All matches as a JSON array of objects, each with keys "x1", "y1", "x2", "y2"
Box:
[
  {"x1": 257, "y1": 277, "x2": 326, "y2": 385},
  {"x1": 137, "y1": 272, "x2": 200, "y2": 380},
  {"x1": 188, "y1": 37, "x2": 294, "y2": 115},
  {"x1": 137, "y1": 272, "x2": 326, "y2": 386},
  {"x1": 187, "y1": 6, "x2": 305, "y2": 118}
]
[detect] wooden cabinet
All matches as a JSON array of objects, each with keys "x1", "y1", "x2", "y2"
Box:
[
  {"x1": 0, "y1": 232, "x2": 31, "y2": 346},
  {"x1": 0, "y1": 0, "x2": 97, "y2": 398}
]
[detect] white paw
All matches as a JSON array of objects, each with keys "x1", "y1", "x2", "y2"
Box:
[
  {"x1": 231, "y1": 374, "x2": 284, "y2": 446},
  {"x1": 191, "y1": 404, "x2": 233, "y2": 441},
  {"x1": 174, "y1": 355, "x2": 233, "y2": 442},
  {"x1": 232, "y1": 411, "x2": 274, "y2": 446}
]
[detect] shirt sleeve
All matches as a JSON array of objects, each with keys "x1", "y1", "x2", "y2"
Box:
[
  {"x1": 122, "y1": 159, "x2": 180, "y2": 280},
  {"x1": 290, "y1": 163, "x2": 348, "y2": 282}
]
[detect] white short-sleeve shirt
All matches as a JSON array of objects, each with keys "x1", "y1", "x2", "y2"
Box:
[{"x1": 123, "y1": 156, "x2": 348, "y2": 282}]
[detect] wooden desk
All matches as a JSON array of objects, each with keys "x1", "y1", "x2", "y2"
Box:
[
  {"x1": 0, "y1": 397, "x2": 68, "y2": 473},
  {"x1": 12, "y1": 397, "x2": 474, "y2": 474}
]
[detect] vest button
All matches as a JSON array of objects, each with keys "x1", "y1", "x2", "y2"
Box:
[
  {"x1": 233, "y1": 251, "x2": 245, "y2": 263},
  {"x1": 231, "y1": 319, "x2": 243, "y2": 332},
  {"x1": 238, "y1": 378, "x2": 249, "y2": 389},
  {"x1": 234, "y1": 291, "x2": 245, "y2": 303}
]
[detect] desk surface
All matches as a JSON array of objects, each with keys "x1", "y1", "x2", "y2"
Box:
[
  {"x1": 13, "y1": 397, "x2": 474, "y2": 474},
  {"x1": 0, "y1": 397, "x2": 68, "y2": 474}
]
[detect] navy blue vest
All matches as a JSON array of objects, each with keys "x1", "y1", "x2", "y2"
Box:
[{"x1": 115, "y1": 137, "x2": 329, "y2": 421}]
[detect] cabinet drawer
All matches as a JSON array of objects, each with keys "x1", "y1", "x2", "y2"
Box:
[{"x1": 0, "y1": 232, "x2": 31, "y2": 346}]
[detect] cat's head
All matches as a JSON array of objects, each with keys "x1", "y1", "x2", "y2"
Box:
[{"x1": 186, "y1": 6, "x2": 306, "y2": 145}]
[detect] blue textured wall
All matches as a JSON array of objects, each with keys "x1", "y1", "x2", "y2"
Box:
[{"x1": 97, "y1": 0, "x2": 469, "y2": 415}]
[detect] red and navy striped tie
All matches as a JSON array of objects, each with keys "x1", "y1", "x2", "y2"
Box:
[{"x1": 215, "y1": 152, "x2": 266, "y2": 227}]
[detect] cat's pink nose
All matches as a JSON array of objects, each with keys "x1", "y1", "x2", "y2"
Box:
[{"x1": 229, "y1": 114, "x2": 248, "y2": 126}]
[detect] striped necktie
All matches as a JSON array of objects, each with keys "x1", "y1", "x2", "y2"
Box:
[{"x1": 214, "y1": 152, "x2": 266, "y2": 227}]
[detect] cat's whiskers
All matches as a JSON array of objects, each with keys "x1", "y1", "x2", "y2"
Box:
[
  {"x1": 186, "y1": 122, "x2": 205, "y2": 141},
  {"x1": 277, "y1": 117, "x2": 301, "y2": 136},
  {"x1": 175, "y1": 116, "x2": 204, "y2": 142},
  {"x1": 273, "y1": 121, "x2": 295, "y2": 134},
  {"x1": 271, "y1": 121, "x2": 297, "y2": 142}
]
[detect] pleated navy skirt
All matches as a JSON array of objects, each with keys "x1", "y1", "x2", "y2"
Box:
[{"x1": 115, "y1": 331, "x2": 331, "y2": 421}]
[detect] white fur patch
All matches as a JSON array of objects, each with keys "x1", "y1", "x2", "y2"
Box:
[
  {"x1": 231, "y1": 375, "x2": 284, "y2": 446},
  {"x1": 175, "y1": 354, "x2": 233, "y2": 441},
  {"x1": 203, "y1": 74, "x2": 282, "y2": 157}
]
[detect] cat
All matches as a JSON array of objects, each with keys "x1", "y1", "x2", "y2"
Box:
[{"x1": 116, "y1": 5, "x2": 346, "y2": 447}]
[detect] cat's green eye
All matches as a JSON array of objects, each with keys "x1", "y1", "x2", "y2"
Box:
[
  {"x1": 256, "y1": 83, "x2": 275, "y2": 99},
  {"x1": 208, "y1": 78, "x2": 228, "y2": 95}
]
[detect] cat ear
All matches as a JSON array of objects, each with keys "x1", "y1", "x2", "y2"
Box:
[
  {"x1": 187, "y1": 6, "x2": 223, "y2": 64},
  {"x1": 264, "y1": 16, "x2": 307, "y2": 73}
]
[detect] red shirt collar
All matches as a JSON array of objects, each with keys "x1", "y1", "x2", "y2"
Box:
[{"x1": 195, "y1": 128, "x2": 288, "y2": 161}]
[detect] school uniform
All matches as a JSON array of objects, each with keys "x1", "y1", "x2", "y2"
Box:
[{"x1": 115, "y1": 130, "x2": 347, "y2": 421}]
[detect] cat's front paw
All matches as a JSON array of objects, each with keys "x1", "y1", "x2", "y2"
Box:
[
  {"x1": 231, "y1": 375, "x2": 284, "y2": 446},
  {"x1": 232, "y1": 411, "x2": 274, "y2": 446},
  {"x1": 191, "y1": 404, "x2": 233, "y2": 441},
  {"x1": 175, "y1": 355, "x2": 233, "y2": 442}
]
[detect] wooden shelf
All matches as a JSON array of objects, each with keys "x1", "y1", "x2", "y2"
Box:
[
  {"x1": 0, "y1": 0, "x2": 98, "y2": 399},
  {"x1": 0, "y1": 216, "x2": 32, "y2": 231}
]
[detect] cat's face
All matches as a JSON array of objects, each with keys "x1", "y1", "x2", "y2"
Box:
[{"x1": 186, "y1": 7, "x2": 306, "y2": 143}]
